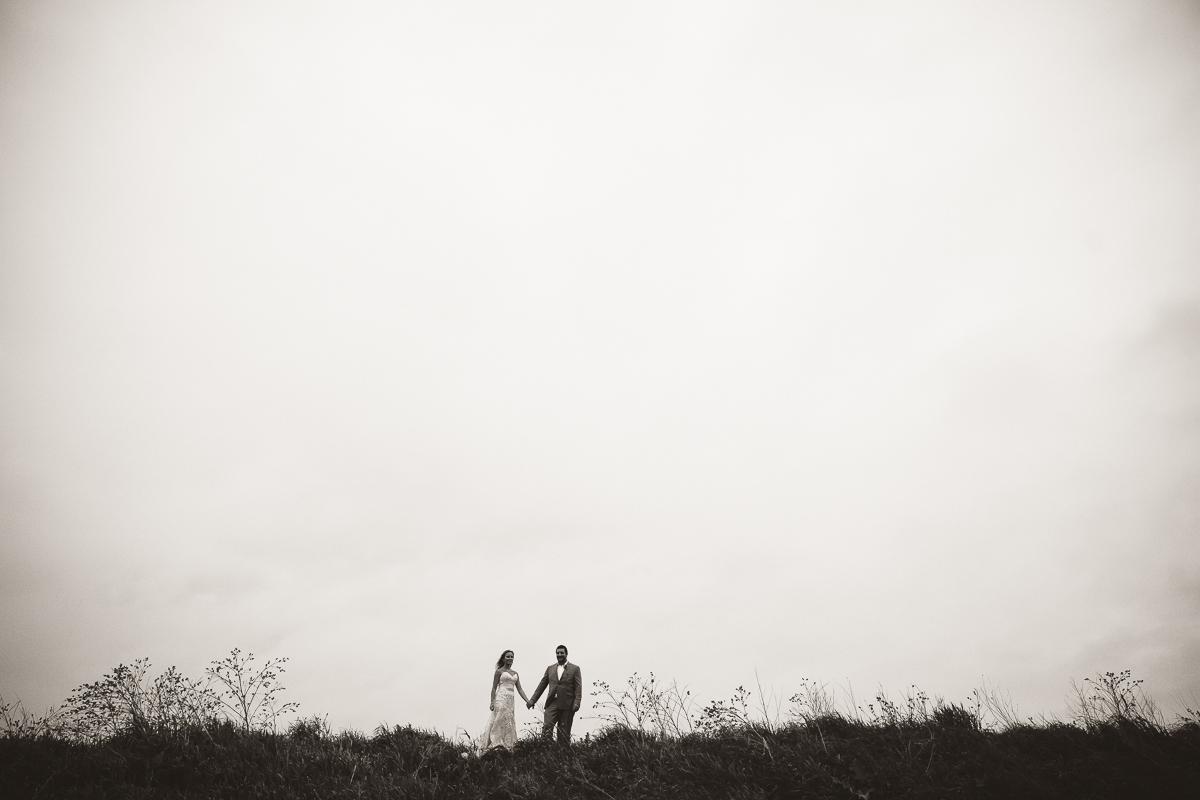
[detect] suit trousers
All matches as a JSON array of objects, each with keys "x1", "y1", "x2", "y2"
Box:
[{"x1": 542, "y1": 705, "x2": 576, "y2": 744}]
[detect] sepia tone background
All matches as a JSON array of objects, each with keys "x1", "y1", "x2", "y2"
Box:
[{"x1": 1, "y1": 0, "x2": 1198, "y2": 737}]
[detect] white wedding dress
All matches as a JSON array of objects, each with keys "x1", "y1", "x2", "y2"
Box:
[{"x1": 482, "y1": 671, "x2": 519, "y2": 749}]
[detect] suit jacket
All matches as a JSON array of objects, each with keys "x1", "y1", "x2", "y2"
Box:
[{"x1": 530, "y1": 661, "x2": 582, "y2": 711}]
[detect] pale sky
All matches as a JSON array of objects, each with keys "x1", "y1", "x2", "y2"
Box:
[{"x1": 1, "y1": 0, "x2": 1198, "y2": 737}]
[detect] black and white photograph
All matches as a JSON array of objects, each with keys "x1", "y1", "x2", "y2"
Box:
[{"x1": 1, "y1": 1, "x2": 1198, "y2": 796}]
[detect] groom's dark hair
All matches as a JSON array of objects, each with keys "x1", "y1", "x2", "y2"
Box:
[{"x1": 556, "y1": 645, "x2": 568, "y2": 655}]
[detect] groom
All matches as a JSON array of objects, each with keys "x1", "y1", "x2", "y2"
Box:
[{"x1": 527, "y1": 645, "x2": 582, "y2": 744}]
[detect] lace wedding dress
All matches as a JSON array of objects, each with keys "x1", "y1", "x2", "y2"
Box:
[{"x1": 482, "y1": 671, "x2": 519, "y2": 749}]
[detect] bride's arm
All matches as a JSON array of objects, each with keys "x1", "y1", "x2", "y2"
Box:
[
  {"x1": 490, "y1": 669, "x2": 501, "y2": 711},
  {"x1": 515, "y1": 673, "x2": 530, "y2": 705}
]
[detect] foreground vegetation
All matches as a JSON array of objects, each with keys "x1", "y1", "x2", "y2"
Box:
[{"x1": 2, "y1": 654, "x2": 1198, "y2": 798}]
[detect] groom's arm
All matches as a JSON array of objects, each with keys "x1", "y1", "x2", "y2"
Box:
[
  {"x1": 571, "y1": 666, "x2": 582, "y2": 712},
  {"x1": 530, "y1": 668, "x2": 549, "y2": 705}
]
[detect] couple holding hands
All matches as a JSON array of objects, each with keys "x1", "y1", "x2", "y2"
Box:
[{"x1": 483, "y1": 645, "x2": 582, "y2": 750}]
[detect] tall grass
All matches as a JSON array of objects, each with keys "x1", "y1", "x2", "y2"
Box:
[
  {"x1": 2, "y1": 654, "x2": 1198, "y2": 798},
  {"x1": 5, "y1": 649, "x2": 298, "y2": 745}
]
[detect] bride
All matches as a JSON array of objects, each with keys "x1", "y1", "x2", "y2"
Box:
[{"x1": 482, "y1": 650, "x2": 530, "y2": 750}]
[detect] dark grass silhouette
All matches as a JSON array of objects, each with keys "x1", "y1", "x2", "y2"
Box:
[{"x1": 2, "y1": 656, "x2": 1198, "y2": 798}]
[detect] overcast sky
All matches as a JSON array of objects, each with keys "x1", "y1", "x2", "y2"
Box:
[{"x1": 1, "y1": 0, "x2": 1198, "y2": 737}]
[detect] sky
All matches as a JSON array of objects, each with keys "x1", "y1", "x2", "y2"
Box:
[{"x1": 1, "y1": 0, "x2": 1198, "y2": 738}]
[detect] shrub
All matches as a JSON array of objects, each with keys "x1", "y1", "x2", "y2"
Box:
[
  {"x1": 1070, "y1": 670, "x2": 1163, "y2": 730},
  {"x1": 206, "y1": 648, "x2": 298, "y2": 732},
  {"x1": 60, "y1": 659, "x2": 221, "y2": 742},
  {"x1": 589, "y1": 672, "x2": 697, "y2": 738},
  {"x1": 51, "y1": 649, "x2": 296, "y2": 743}
]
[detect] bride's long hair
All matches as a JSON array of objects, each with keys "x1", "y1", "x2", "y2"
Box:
[{"x1": 495, "y1": 650, "x2": 514, "y2": 669}]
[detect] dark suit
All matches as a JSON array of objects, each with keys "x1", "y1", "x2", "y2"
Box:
[{"x1": 530, "y1": 661, "x2": 582, "y2": 743}]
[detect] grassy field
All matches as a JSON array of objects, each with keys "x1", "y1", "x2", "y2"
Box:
[{"x1": 2, "y1": 655, "x2": 1197, "y2": 798}]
